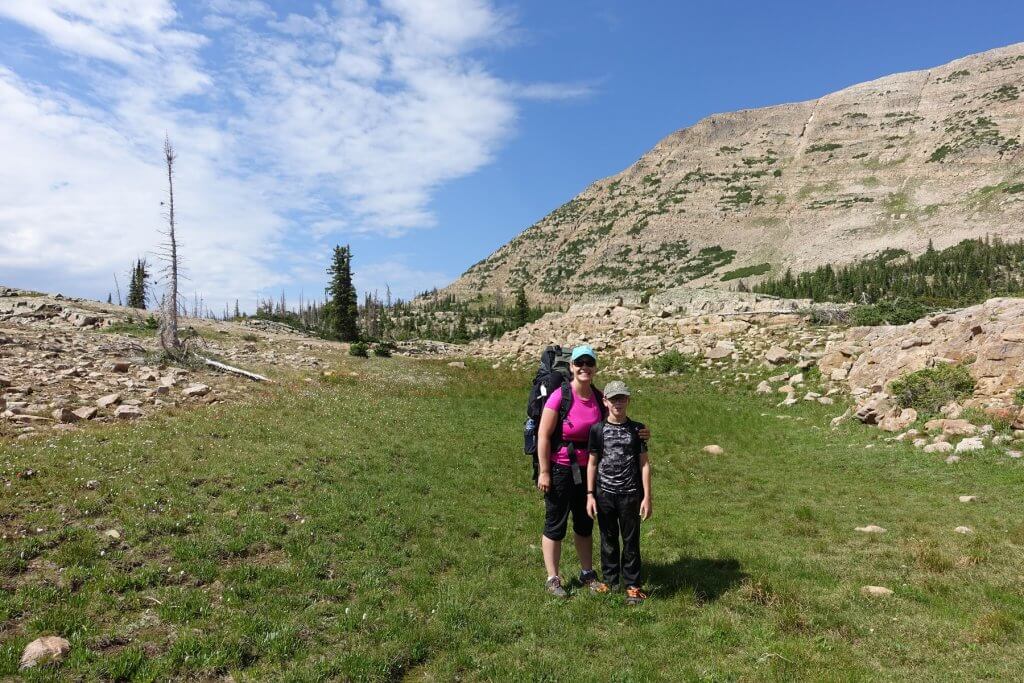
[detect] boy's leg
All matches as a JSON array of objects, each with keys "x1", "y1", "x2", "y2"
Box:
[
  {"x1": 596, "y1": 491, "x2": 621, "y2": 587},
  {"x1": 619, "y1": 494, "x2": 643, "y2": 588}
]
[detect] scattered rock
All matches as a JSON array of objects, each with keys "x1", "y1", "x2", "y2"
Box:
[
  {"x1": 72, "y1": 406, "x2": 98, "y2": 421},
  {"x1": 955, "y1": 437, "x2": 985, "y2": 453},
  {"x1": 114, "y1": 405, "x2": 143, "y2": 420},
  {"x1": 954, "y1": 526, "x2": 973, "y2": 534},
  {"x1": 764, "y1": 345, "x2": 793, "y2": 365},
  {"x1": 19, "y1": 636, "x2": 71, "y2": 670},
  {"x1": 96, "y1": 393, "x2": 122, "y2": 408},
  {"x1": 958, "y1": 495, "x2": 977, "y2": 503},
  {"x1": 51, "y1": 408, "x2": 80, "y2": 424},
  {"x1": 103, "y1": 529, "x2": 121, "y2": 540},
  {"x1": 702, "y1": 445, "x2": 724, "y2": 455},
  {"x1": 924, "y1": 441, "x2": 954, "y2": 453},
  {"x1": 854, "y1": 395, "x2": 891, "y2": 425},
  {"x1": 447, "y1": 361, "x2": 467, "y2": 369},
  {"x1": 945, "y1": 454, "x2": 961, "y2": 464},
  {"x1": 855, "y1": 525, "x2": 886, "y2": 534},
  {"x1": 85, "y1": 480, "x2": 99, "y2": 490},
  {"x1": 756, "y1": 380, "x2": 772, "y2": 394},
  {"x1": 860, "y1": 586, "x2": 893, "y2": 597},
  {"x1": 182, "y1": 384, "x2": 211, "y2": 398},
  {"x1": 878, "y1": 407, "x2": 917, "y2": 432},
  {"x1": 924, "y1": 419, "x2": 978, "y2": 436},
  {"x1": 109, "y1": 361, "x2": 131, "y2": 373}
]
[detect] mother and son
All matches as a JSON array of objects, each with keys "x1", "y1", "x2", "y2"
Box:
[{"x1": 534, "y1": 345, "x2": 653, "y2": 605}]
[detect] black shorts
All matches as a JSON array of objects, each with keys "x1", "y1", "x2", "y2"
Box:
[{"x1": 543, "y1": 463, "x2": 594, "y2": 541}]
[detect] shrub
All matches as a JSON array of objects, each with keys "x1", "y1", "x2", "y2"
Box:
[
  {"x1": 1014, "y1": 387, "x2": 1024, "y2": 406},
  {"x1": 348, "y1": 341, "x2": 369, "y2": 357},
  {"x1": 647, "y1": 350, "x2": 699, "y2": 374},
  {"x1": 851, "y1": 298, "x2": 929, "y2": 326},
  {"x1": 242, "y1": 333, "x2": 259, "y2": 342},
  {"x1": 889, "y1": 364, "x2": 975, "y2": 415},
  {"x1": 373, "y1": 342, "x2": 394, "y2": 357}
]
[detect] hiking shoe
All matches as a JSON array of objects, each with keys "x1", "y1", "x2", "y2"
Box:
[
  {"x1": 589, "y1": 580, "x2": 611, "y2": 594},
  {"x1": 579, "y1": 569, "x2": 599, "y2": 587},
  {"x1": 625, "y1": 586, "x2": 647, "y2": 606},
  {"x1": 545, "y1": 576, "x2": 568, "y2": 598}
]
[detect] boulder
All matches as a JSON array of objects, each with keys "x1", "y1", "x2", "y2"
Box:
[
  {"x1": 959, "y1": 495, "x2": 977, "y2": 503},
  {"x1": 954, "y1": 526, "x2": 973, "y2": 534},
  {"x1": 955, "y1": 437, "x2": 984, "y2": 453},
  {"x1": 854, "y1": 396, "x2": 891, "y2": 425},
  {"x1": 755, "y1": 381, "x2": 772, "y2": 394},
  {"x1": 860, "y1": 586, "x2": 893, "y2": 597},
  {"x1": 96, "y1": 393, "x2": 122, "y2": 408},
  {"x1": 764, "y1": 345, "x2": 793, "y2": 365},
  {"x1": 447, "y1": 361, "x2": 466, "y2": 369},
  {"x1": 854, "y1": 525, "x2": 886, "y2": 533},
  {"x1": 182, "y1": 384, "x2": 211, "y2": 398},
  {"x1": 19, "y1": 636, "x2": 71, "y2": 670},
  {"x1": 923, "y1": 441, "x2": 954, "y2": 453},
  {"x1": 923, "y1": 419, "x2": 977, "y2": 436},
  {"x1": 702, "y1": 444, "x2": 724, "y2": 455},
  {"x1": 110, "y1": 361, "x2": 131, "y2": 373},
  {"x1": 51, "y1": 408, "x2": 80, "y2": 423},
  {"x1": 878, "y1": 408, "x2": 918, "y2": 433},
  {"x1": 114, "y1": 405, "x2": 143, "y2": 420},
  {"x1": 704, "y1": 346, "x2": 732, "y2": 360},
  {"x1": 72, "y1": 406, "x2": 98, "y2": 421}
]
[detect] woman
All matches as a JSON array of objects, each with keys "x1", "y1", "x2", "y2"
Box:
[{"x1": 536, "y1": 345, "x2": 649, "y2": 597}]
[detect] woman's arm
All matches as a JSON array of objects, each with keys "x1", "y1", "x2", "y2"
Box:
[
  {"x1": 536, "y1": 406, "x2": 558, "y2": 493},
  {"x1": 639, "y1": 452, "x2": 652, "y2": 520},
  {"x1": 586, "y1": 454, "x2": 599, "y2": 518}
]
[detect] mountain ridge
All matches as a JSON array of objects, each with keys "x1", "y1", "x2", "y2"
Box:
[{"x1": 441, "y1": 42, "x2": 1024, "y2": 305}]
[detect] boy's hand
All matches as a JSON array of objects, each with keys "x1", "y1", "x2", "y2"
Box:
[
  {"x1": 640, "y1": 498, "x2": 652, "y2": 520},
  {"x1": 586, "y1": 495, "x2": 597, "y2": 519},
  {"x1": 537, "y1": 472, "x2": 551, "y2": 493},
  {"x1": 638, "y1": 426, "x2": 651, "y2": 441}
]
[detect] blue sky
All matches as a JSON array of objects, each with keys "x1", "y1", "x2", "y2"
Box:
[{"x1": 1, "y1": 1, "x2": 1021, "y2": 313}]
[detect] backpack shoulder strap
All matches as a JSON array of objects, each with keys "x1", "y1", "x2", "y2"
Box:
[{"x1": 558, "y1": 380, "x2": 573, "y2": 421}]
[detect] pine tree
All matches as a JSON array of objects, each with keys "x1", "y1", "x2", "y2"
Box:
[
  {"x1": 126, "y1": 258, "x2": 149, "y2": 309},
  {"x1": 513, "y1": 286, "x2": 529, "y2": 328},
  {"x1": 326, "y1": 245, "x2": 359, "y2": 341}
]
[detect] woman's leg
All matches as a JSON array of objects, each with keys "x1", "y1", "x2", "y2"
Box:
[{"x1": 542, "y1": 536, "x2": 561, "y2": 578}]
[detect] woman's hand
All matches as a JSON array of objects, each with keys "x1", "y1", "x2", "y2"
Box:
[
  {"x1": 537, "y1": 471, "x2": 551, "y2": 493},
  {"x1": 639, "y1": 426, "x2": 651, "y2": 441},
  {"x1": 586, "y1": 495, "x2": 597, "y2": 519},
  {"x1": 640, "y1": 498, "x2": 652, "y2": 520}
]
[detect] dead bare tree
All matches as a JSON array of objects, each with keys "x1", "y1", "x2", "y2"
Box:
[{"x1": 157, "y1": 134, "x2": 183, "y2": 358}]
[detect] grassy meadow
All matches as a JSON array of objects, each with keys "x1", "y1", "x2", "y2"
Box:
[{"x1": 3, "y1": 357, "x2": 1024, "y2": 680}]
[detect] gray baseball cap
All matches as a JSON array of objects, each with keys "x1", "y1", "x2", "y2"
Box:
[{"x1": 603, "y1": 381, "x2": 631, "y2": 398}]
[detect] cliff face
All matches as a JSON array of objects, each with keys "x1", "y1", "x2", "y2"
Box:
[{"x1": 443, "y1": 43, "x2": 1024, "y2": 305}]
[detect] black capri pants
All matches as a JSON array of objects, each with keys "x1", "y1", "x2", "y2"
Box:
[{"x1": 543, "y1": 463, "x2": 594, "y2": 541}]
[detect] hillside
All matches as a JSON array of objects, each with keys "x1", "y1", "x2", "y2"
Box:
[{"x1": 443, "y1": 43, "x2": 1024, "y2": 305}]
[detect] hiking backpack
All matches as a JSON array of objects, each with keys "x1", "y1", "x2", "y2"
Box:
[{"x1": 523, "y1": 345, "x2": 606, "y2": 483}]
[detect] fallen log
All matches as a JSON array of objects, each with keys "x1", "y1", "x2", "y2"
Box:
[{"x1": 201, "y1": 357, "x2": 271, "y2": 382}]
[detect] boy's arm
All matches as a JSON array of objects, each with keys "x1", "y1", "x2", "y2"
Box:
[
  {"x1": 639, "y1": 451, "x2": 652, "y2": 520},
  {"x1": 586, "y1": 422, "x2": 601, "y2": 495}
]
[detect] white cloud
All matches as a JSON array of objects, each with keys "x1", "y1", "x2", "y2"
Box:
[{"x1": 0, "y1": 0, "x2": 594, "y2": 308}]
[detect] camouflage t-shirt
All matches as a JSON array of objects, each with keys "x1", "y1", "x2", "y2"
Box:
[{"x1": 588, "y1": 419, "x2": 647, "y2": 495}]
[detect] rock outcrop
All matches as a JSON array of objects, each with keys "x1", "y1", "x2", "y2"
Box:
[{"x1": 442, "y1": 43, "x2": 1024, "y2": 305}]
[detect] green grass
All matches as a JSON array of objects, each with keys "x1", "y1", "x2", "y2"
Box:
[{"x1": 3, "y1": 359, "x2": 1024, "y2": 679}]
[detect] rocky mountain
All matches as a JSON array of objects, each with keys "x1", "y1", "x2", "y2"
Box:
[{"x1": 443, "y1": 42, "x2": 1024, "y2": 305}]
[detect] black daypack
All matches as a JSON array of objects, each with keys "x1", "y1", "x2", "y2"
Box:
[{"x1": 523, "y1": 345, "x2": 606, "y2": 483}]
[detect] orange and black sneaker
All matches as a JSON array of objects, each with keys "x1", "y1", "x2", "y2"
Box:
[
  {"x1": 625, "y1": 586, "x2": 647, "y2": 606},
  {"x1": 589, "y1": 581, "x2": 611, "y2": 595}
]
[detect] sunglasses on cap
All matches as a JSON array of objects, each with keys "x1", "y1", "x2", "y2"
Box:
[{"x1": 573, "y1": 357, "x2": 596, "y2": 368}]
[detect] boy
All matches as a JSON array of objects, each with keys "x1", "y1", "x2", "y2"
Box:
[{"x1": 585, "y1": 380, "x2": 652, "y2": 605}]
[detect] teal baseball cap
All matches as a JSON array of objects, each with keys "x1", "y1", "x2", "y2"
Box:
[{"x1": 570, "y1": 345, "x2": 597, "y2": 363}]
